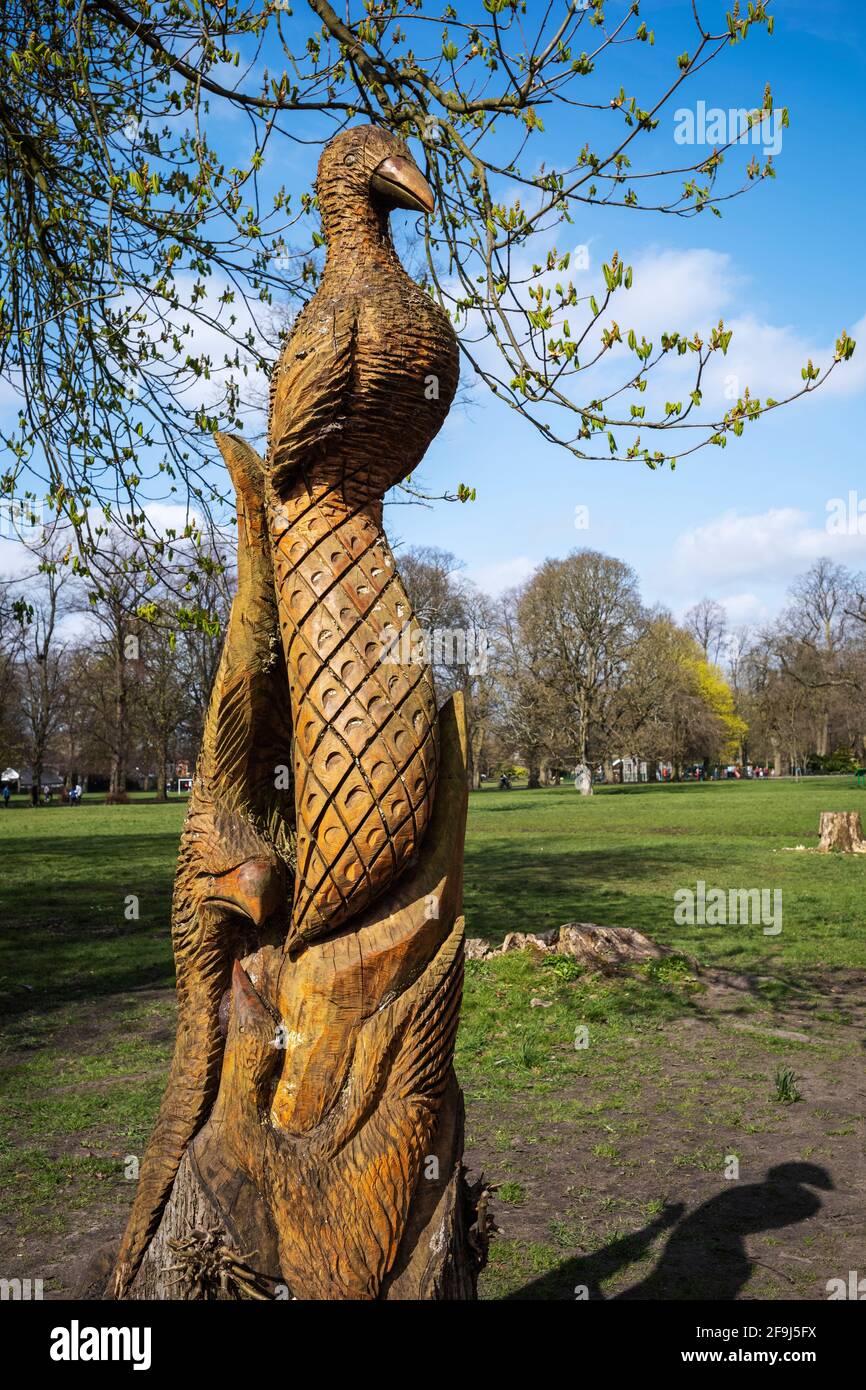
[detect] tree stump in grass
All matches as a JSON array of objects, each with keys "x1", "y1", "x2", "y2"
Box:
[
  {"x1": 817, "y1": 811, "x2": 866, "y2": 853},
  {"x1": 465, "y1": 923, "x2": 693, "y2": 971},
  {"x1": 573, "y1": 764, "x2": 593, "y2": 796}
]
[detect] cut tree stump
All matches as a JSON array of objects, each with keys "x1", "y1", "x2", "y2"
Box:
[
  {"x1": 573, "y1": 764, "x2": 593, "y2": 796},
  {"x1": 817, "y1": 811, "x2": 866, "y2": 853},
  {"x1": 465, "y1": 923, "x2": 694, "y2": 971}
]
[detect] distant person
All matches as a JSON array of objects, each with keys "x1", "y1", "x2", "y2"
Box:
[
  {"x1": 499, "y1": 772, "x2": 511, "y2": 790},
  {"x1": 2, "y1": 785, "x2": 9, "y2": 808}
]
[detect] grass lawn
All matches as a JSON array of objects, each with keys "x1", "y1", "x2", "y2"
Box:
[{"x1": 0, "y1": 777, "x2": 864, "y2": 1299}]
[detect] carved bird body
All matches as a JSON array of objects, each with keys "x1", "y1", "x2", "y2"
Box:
[{"x1": 267, "y1": 125, "x2": 459, "y2": 950}]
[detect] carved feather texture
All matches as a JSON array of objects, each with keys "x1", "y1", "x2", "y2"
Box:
[{"x1": 199, "y1": 914, "x2": 465, "y2": 1300}]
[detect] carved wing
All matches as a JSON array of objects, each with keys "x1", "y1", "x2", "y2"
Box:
[{"x1": 268, "y1": 299, "x2": 359, "y2": 491}]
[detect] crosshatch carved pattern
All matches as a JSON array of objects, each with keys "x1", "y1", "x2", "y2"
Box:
[{"x1": 269, "y1": 480, "x2": 439, "y2": 945}]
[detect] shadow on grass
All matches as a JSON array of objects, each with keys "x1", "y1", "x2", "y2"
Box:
[
  {"x1": 463, "y1": 841, "x2": 735, "y2": 946},
  {"x1": 505, "y1": 1162, "x2": 832, "y2": 1300},
  {"x1": 0, "y1": 828, "x2": 180, "y2": 874},
  {"x1": 0, "y1": 834, "x2": 178, "y2": 1024}
]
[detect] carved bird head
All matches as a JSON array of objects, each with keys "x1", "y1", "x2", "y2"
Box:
[{"x1": 316, "y1": 124, "x2": 434, "y2": 244}]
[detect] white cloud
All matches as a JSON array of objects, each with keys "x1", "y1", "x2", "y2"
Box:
[
  {"x1": 0, "y1": 535, "x2": 34, "y2": 577},
  {"x1": 717, "y1": 593, "x2": 772, "y2": 628},
  {"x1": 142, "y1": 501, "x2": 205, "y2": 536},
  {"x1": 699, "y1": 312, "x2": 866, "y2": 407},
  {"x1": 464, "y1": 554, "x2": 536, "y2": 595},
  {"x1": 671, "y1": 506, "x2": 866, "y2": 588},
  {"x1": 616, "y1": 247, "x2": 741, "y2": 335},
  {"x1": 583, "y1": 248, "x2": 865, "y2": 412}
]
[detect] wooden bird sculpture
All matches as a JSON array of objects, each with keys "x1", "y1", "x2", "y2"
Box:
[
  {"x1": 266, "y1": 124, "x2": 459, "y2": 951},
  {"x1": 114, "y1": 126, "x2": 485, "y2": 1301}
]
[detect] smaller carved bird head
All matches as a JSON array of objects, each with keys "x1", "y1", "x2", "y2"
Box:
[{"x1": 316, "y1": 124, "x2": 434, "y2": 244}]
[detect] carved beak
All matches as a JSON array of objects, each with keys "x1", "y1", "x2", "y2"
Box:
[
  {"x1": 205, "y1": 857, "x2": 284, "y2": 926},
  {"x1": 370, "y1": 155, "x2": 435, "y2": 215}
]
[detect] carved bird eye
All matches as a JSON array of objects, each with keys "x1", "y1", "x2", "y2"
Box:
[{"x1": 344, "y1": 153, "x2": 356, "y2": 167}]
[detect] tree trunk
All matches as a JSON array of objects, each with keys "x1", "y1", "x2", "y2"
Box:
[
  {"x1": 817, "y1": 714, "x2": 830, "y2": 759},
  {"x1": 468, "y1": 720, "x2": 484, "y2": 792},
  {"x1": 818, "y1": 811, "x2": 866, "y2": 853},
  {"x1": 107, "y1": 691, "x2": 128, "y2": 799},
  {"x1": 527, "y1": 763, "x2": 541, "y2": 788},
  {"x1": 154, "y1": 735, "x2": 169, "y2": 802},
  {"x1": 106, "y1": 623, "x2": 130, "y2": 804},
  {"x1": 130, "y1": 1072, "x2": 484, "y2": 1301},
  {"x1": 121, "y1": 697, "x2": 483, "y2": 1301}
]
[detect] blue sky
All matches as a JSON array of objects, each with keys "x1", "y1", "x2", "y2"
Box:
[
  {"x1": 4, "y1": 0, "x2": 865, "y2": 634},
  {"x1": 389, "y1": 0, "x2": 866, "y2": 628}
]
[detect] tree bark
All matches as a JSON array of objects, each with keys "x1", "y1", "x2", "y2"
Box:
[
  {"x1": 468, "y1": 722, "x2": 484, "y2": 792},
  {"x1": 818, "y1": 811, "x2": 866, "y2": 853},
  {"x1": 154, "y1": 733, "x2": 169, "y2": 802},
  {"x1": 121, "y1": 690, "x2": 481, "y2": 1301},
  {"x1": 817, "y1": 713, "x2": 830, "y2": 760},
  {"x1": 130, "y1": 1073, "x2": 485, "y2": 1300},
  {"x1": 107, "y1": 626, "x2": 130, "y2": 803}
]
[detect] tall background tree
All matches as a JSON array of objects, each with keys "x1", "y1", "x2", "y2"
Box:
[
  {"x1": 14, "y1": 559, "x2": 70, "y2": 799},
  {"x1": 685, "y1": 596, "x2": 728, "y2": 664},
  {"x1": 518, "y1": 549, "x2": 649, "y2": 775},
  {"x1": 6, "y1": 544, "x2": 866, "y2": 792},
  {"x1": 399, "y1": 545, "x2": 496, "y2": 788}
]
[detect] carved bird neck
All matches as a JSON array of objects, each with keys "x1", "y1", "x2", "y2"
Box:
[{"x1": 319, "y1": 195, "x2": 402, "y2": 278}]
